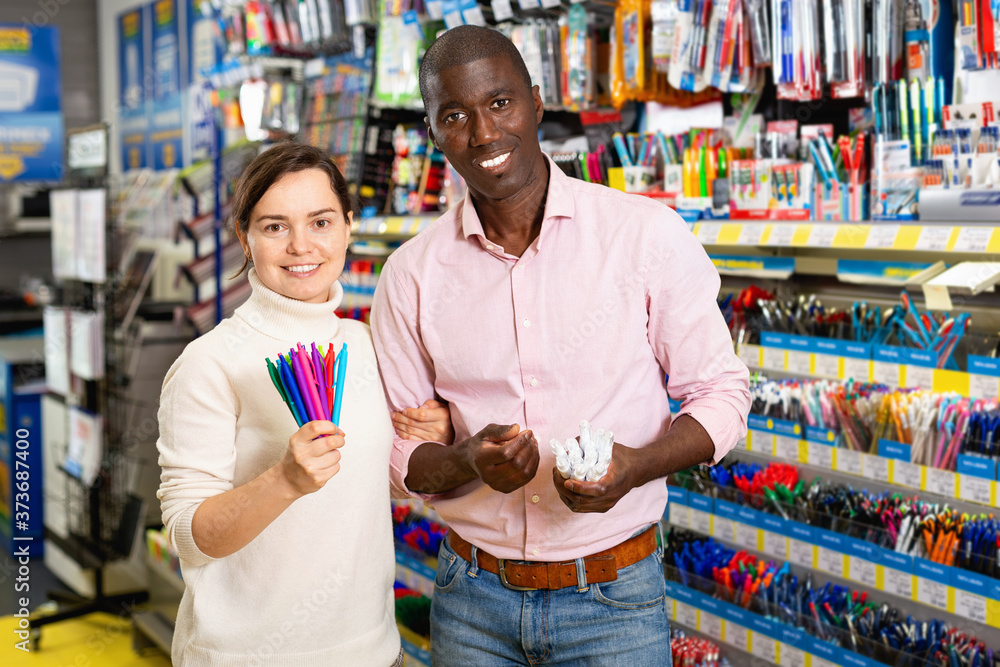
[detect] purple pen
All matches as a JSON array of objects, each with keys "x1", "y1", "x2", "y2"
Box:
[{"x1": 290, "y1": 347, "x2": 320, "y2": 422}]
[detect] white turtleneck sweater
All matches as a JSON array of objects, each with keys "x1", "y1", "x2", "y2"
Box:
[{"x1": 157, "y1": 269, "x2": 399, "y2": 666}]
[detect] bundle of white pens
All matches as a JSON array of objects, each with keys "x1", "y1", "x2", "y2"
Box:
[{"x1": 550, "y1": 421, "x2": 614, "y2": 482}]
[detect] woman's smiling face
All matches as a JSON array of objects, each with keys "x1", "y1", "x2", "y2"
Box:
[{"x1": 242, "y1": 168, "x2": 352, "y2": 304}]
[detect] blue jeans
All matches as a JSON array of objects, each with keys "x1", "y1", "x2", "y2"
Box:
[{"x1": 429, "y1": 533, "x2": 672, "y2": 666}]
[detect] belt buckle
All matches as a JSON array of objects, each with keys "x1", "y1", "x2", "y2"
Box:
[{"x1": 497, "y1": 559, "x2": 538, "y2": 591}]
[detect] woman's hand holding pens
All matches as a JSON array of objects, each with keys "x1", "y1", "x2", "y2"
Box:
[{"x1": 280, "y1": 420, "x2": 346, "y2": 496}]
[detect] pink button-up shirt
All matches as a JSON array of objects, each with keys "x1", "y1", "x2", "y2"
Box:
[{"x1": 371, "y1": 156, "x2": 750, "y2": 561}]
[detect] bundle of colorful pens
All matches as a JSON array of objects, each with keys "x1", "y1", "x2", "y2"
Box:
[
  {"x1": 886, "y1": 290, "x2": 971, "y2": 369},
  {"x1": 669, "y1": 630, "x2": 727, "y2": 667},
  {"x1": 808, "y1": 131, "x2": 868, "y2": 221},
  {"x1": 719, "y1": 285, "x2": 773, "y2": 344},
  {"x1": 391, "y1": 503, "x2": 448, "y2": 558},
  {"x1": 665, "y1": 530, "x2": 998, "y2": 664},
  {"x1": 265, "y1": 342, "x2": 348, "y2": 427},
  {"x1": 872, "y1": 77, "x2": 946, "y2": 166}
]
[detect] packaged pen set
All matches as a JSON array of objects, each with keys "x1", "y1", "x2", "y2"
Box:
[
  {"x1": 957, "y1": 0, "x2": 1000, "y2": 71},
  {"x1": 220, "y1": 0, "x2": 367, "y2": 55},
  {"x1": 664, "y1": 530, "x2": 997, "y2": 667}
]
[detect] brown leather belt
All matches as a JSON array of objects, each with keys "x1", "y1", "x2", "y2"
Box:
[{"x1": 447, "y1": 525, "x2": 658, "y2": 591}]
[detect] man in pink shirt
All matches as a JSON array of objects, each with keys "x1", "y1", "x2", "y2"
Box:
[{"x1": 372, "y1": 25, "x2": 750, "y2": 665}]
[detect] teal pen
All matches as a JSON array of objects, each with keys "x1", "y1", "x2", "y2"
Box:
[
  {"x1": 331, "y1": 343, "x2": 348, "y2": 425},
  {"x1": 278, "y1": 357, "x2": 307, "y2": 427},
  {"x1": 936, "y1": 76, "x2": 945, "y2": 129},
  {"x1": 898, "y1": 80, "x2": 909, "y2": 159}
]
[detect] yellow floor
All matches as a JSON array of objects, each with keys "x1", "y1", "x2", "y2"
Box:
[{"x1": 0, "y1": 613, "x2": 171, "y2": 666}]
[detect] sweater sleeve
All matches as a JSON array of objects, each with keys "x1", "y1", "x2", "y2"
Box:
[{"x1": 156, "y1": 342, "x2": 239, "y2": 567}]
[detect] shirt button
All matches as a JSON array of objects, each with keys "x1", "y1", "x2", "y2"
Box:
[
  {"x1": 531, "y1": 494, "x2": 540, "y2": 503},
  {"x1": 523, "y1": 319, "x2": 531, "y2": 328},
  {"x1": 486, "y1": 244, "x2": 495, "y2": 251},
  {"x1": 532, "y1": 548, "x2": 539, "y2": 556},
  {"x1": 529, "y1": 377, "x2": 538, "y2": 387}
]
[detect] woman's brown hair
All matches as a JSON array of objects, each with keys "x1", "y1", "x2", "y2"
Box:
[{"x1": 230, "y1": 141, "x2": 354, "y2": 276}]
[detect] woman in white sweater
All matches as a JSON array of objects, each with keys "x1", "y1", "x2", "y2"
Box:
[{"x1": 157, "y1": 143, "x2": 450, "y2": 666}]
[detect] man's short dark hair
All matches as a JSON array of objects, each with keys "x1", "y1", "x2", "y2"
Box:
[{"x1": 418, "y1": 25, "x2": 533, "y2": 108}]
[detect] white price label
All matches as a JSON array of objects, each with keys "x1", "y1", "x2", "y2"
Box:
[
  {"x1": 762, "y1": 346, "x2": 786, "y2": 370},
  {"x1": 808, "y1": 442, "x2": 833, "y2": 469},
  {"x1": 809, "y1": 224, "x2": 838, "y2": 247},
  {"x1": 916, "y1": 226, "x2": 954, "y2": 251},
  {"x1": 763, "y1": 531, "x2": 788, "y2": 559},
  {"x1": 849, "y1": 556, "x2": 877, "y2": 587},
  {"x1": 954, "y1": 589, "x2": 987, "y2": 624},
  {"x1": 814, "y1": 659, "x2": 838, "y2": 667},
  {"x1": 818, "y1": 547, "x2": 844, "y2": 576},
  {"x1": 953, "y1": 226, "x2": 993, "y2": 253},
  {"x1": 702, "y1": 612, "x2": 723, "y2": 640},
  {"x1": 971, "y1": 374, "x2": 1000, "y2": 400},
  {"x1": 516, "y1": 0, "x2": 540, "y2": 8},
  {"x1": 959, "y1": 475, "x2": 993, "y2": 505},
  {"x1": 490, "y1": 0, "x2": 514, "y2": 21},
  {"x1": 787, "y1": 350, "x2": 811, "y2": 374},
  {"x1": 836, "y1": 449, "x2": 863, "y2": 476},
  {"x1": 893, "y1": 461, "x2": 922, "y2": 489},
  {"x1": 713, "y1": 517, "x2": 736, "y2": 541},
  {"x1": 788, "y1": 538, "x2": 814, "y2": 568},
  {"x1": 749, "y1": 432, "x2": 774, "y2": 455},
  {"x1": 691, "y1": 508, "x2": 713, "y2": 535},
  {"x1": 780, "y1": 644, "x2": 806, "y2": 667},
  {"x1": 738, "y1": 223, "x2": 766, "y2": 245},
  {"x1": 906, "y1": 364, "x2": 934, "y2": 390},
  {"x1": 669, "y1": 504, "x2": 691, "y2": 528},
  {"x1": 727, "y1": 623, "x2": 750, "y2": 651},
  {"x1": 735, "y1": 523, "x2": 759, "y2": 550},
  {"x1": 916, "y1": 577, "x2": 949, "y2": 610},
  {"x1": 539, "y1": 0, "x2": 561, "y2": 7},
  {"x1": 738, "y1": 344, "x2": 762, "y2": 368},
  {"x1": 843, "y1": 356, "x2": 870, "y2": 382},
  {"x1": 768, "y1": 224, "x2": 796, "y2": 246},
  {"x1": 814, "y1": 353, "x2": 839, "y2": 378},
  {"x1": 925, "y1": 468, "x2": 957, "y2": 497},
  {"x1": 884, "y1": 568, "x2": 913, "y2": 598},
  {"x1": 697, "y1": 223, "x2": 722, "y2": 244},
  {"x1": 775, "y1": 435, "x2": 800, "y2": 461},
  {"x1": 872, "y1": 361, "x2": 900, "y2": 386},
  {"x1": 866, "y1": 224, "x2": 900, "y2": 248},
  {"x1": 862, "y1": 454, "x2": 889, "y2": 481},
  {"x1": 676, "y1": 602, "x2": 698, "y2": 629},
  {"x1": 751, "y1": 635, "x2": 778, "y2": 663}
]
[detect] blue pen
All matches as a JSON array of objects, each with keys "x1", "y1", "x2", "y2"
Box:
[
  {"x1": 278, "y1": 357, "x2": 307, "y2": 427},
  {"x1": 331, "y1": 343, "x2": 348, "y2": 425}
]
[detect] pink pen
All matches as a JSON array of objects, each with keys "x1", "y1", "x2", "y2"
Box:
[
  {"x1": 310, "y1": 343, "x2": 330, "y2": 417},
  {"x1": 294, "y1": 344, "x2": 324, "y2": 423},
  {"x1": 932, "y1": 404, "x2": 956, "y2": 469},
  {"x1": 289, "y1": 350, "x2": 319, "y2": 422}
]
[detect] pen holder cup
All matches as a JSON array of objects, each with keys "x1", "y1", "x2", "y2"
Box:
[{"x1": 622, "y1": 166, "x2": 656, "y2": 193}]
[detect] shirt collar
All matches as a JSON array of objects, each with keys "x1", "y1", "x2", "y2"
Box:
[{"x1": 460, "y1": 153, "x2": 576, "y2": 242}]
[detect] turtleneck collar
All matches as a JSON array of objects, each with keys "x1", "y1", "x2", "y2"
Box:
[{"x1": 233, "y1": 268, "x2": 344, "y2": 343}]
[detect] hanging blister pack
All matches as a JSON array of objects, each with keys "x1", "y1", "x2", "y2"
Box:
[
  {"x1": 562, "y1": 4, "x2": 596, "y2": 110},
  {"x1": 652, "y1": 0, "x2": 680, "y2": 73},
  {"x1": 742, "y1": 0, "x2": 770, "y2": 65},
  {"x1": 828, "y1": 0, "x2": 865, "y2": 98},
  {"x1": 669, "y1": 0, "x2": 710, "y2": 92}
]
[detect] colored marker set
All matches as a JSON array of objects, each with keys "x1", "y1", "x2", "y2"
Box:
[
  {"x1": 265, "y1": 342, "x2": 348, "y2": 427},
  {"x1": 665, "y1": 529, "x2": 998, "y2": 665}
]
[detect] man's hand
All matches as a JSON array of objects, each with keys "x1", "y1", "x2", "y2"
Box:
[
  {"x1": 465, "y1": 423, "x2": 539, "y2": 494},
  {"x1": 552, "y1": 442, "x2": 640, "y2": 513}
]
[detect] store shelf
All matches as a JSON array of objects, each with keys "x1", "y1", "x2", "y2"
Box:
[
  {"x1": 355, "y1": 215, "x2": 437, "y2": 236},
  {"x1": 398, "y1": 623, "x2": 431, "y2": 667},
  {"x1": 667, "y1": 488, "x2": 1000, "y2": 630},
  {"x1": 737, "y1": 341, "x2": 1000, "y2": 399},
  {"x1": 691, "y1": 222, "x2": 1000, "y2": 254}
]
